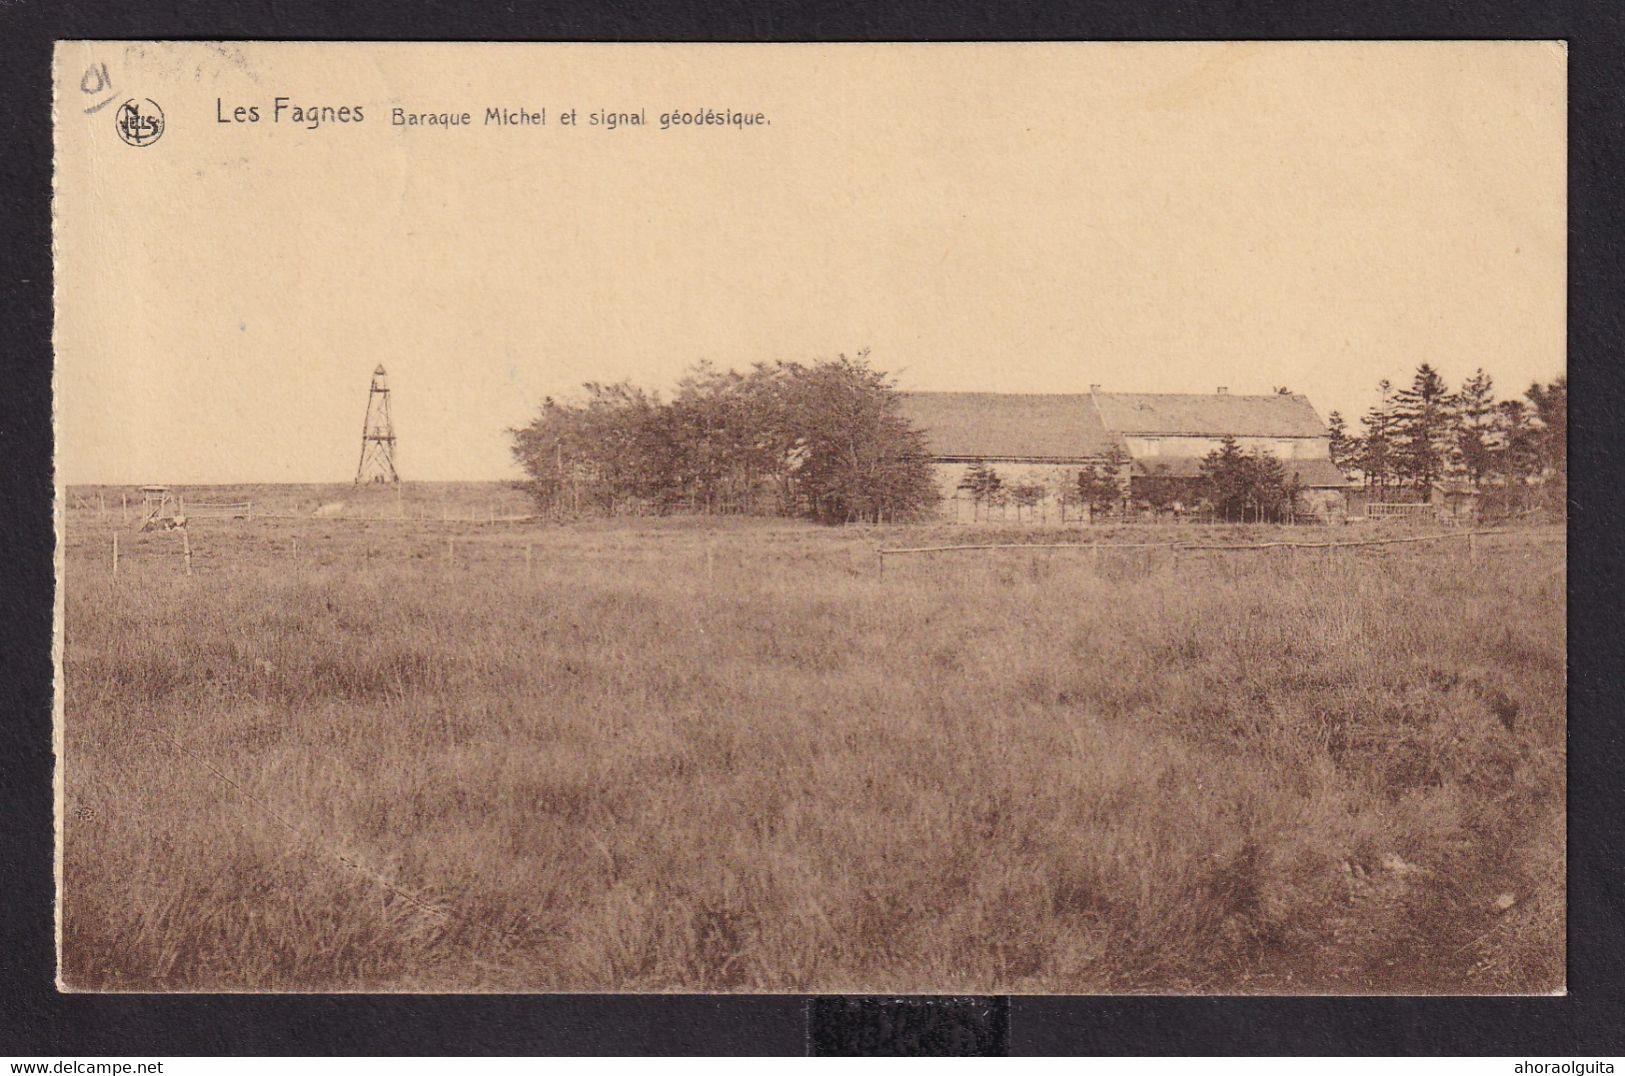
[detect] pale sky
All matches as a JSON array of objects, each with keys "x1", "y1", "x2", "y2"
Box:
[{"x1": 55, "y1": 41, "x2": 1565, "y2": 483}]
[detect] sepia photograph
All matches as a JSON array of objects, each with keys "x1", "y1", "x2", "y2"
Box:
[{"x1": 52, "y1": 40, "x2": 1566, "y2": 995}]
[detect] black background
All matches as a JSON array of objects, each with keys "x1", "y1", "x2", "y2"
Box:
[{"x1": 3, "y1": 0, "x2": 1620, "y2": 1057}]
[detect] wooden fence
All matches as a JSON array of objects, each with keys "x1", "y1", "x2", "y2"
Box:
[
  {"x1": 90, "y1": 523, "x2": 1561, "y2": 582},
  {"x1": 1364, "y1": 502, "x2": 1440, "y2": 521},
  {"x1": 876, "y1": 527, "x2": 1559, "y2": 574}
]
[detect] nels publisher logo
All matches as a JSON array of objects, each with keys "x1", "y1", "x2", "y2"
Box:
[{"x1": 114, "y1": 98, "x2": 165, "y2": 146}]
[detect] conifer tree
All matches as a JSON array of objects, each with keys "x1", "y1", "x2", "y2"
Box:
[
  {"x1": 959, "y1": 461, "x2": 1003, "y2": 519},
  {"x1": 1326, "y1": 410, "x2": 1357, "y2": 473},
  {"x1": 1357, "y1": 380, "x2": 1398, "y2": 496},
  {"x1": 1524, "y1": 375, "x2": 1567, "y2": 513},
  {"x1": 1075, "y1": 446, "x2": 1127, "y2": 521},
  {"x1": 1389, "y1": 364, "x2": 1459, "y2": 499},
  {"x1": 1456, "y1": 368, "x2": 1498, "y2": 490}
]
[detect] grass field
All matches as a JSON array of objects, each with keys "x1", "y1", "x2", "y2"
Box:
[{"x1": 58, "y1": 485, "x2": 1566, "y2": 993}]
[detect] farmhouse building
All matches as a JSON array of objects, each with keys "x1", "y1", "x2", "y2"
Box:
[
  {"x1": 899, "y1": 387, "x2": 1354, "y2": 522},
  {"x1": 897, "y1": 392, "x2": 1118, "y2": 523}
]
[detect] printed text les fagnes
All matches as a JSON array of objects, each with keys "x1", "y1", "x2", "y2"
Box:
[{"x1": 217, "y1": 97, "x2": 363, "y2": 130}]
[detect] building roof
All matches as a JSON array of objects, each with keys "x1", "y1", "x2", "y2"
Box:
[
  {"x1": 1135, "y1": 455, "x2": 1353, "y2": 487},
  {"x1": 1091, "y1": 391, "x2": 1330, "y2": 438},
  {"x1": 898, "y1": 392, "x2": 1120, "y2": 460}
]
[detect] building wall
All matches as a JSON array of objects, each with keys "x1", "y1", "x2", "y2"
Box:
[
  {"x1": 927, "y1": 459, "x2": 1109, "y2": 523},
  {"x1": 1122, "y1": 434, "x2": 1328, "y2": 460},
  {"x1": 925, "y1": 456, "x2": 1348, "y2": 522}
]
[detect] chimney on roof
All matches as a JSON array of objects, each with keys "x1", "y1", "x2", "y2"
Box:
[{"x1": 1216, "y1": 386, "x2": 1229, "y2": 395}]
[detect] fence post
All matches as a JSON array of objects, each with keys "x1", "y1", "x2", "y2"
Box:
[
  {"x1": 1467, "y1": 531, "x2": 1478, "y2": 564},
  {"x1": 181, "y1": 528, "x2": 193, "y2": 576},
  {"x1": 445, "y1": 537, "x2": 454, "y2": 570},
  {"x1": 111, "y1": 532, "x2": 119, "y2": 577},
  {"x1": 525, "y1": 543, "x2": 533, "y2": 577},
  {"x1": 877, "y1": 549, "x2": 885, "y2": 577},
  {"x1": 121, "y1": 492, "x2": 128, "y2": 525}
]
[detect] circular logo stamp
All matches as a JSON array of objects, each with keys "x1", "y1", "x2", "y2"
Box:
[{"x1": 114, "y1": 99, "x2": 165, "y2": 147}]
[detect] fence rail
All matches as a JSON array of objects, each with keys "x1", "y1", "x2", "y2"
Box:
[
  {"x1": 250, "y1": 512, "x2": 540, "y2": 524},
  {"x1": 1365, "y1": 502, "x2": 1440, "y2": 520},
  {"x1": 881, "y1": 540, "x2": 1179, "y2": 555},
  {"x1": 877, "y1": 527, "x2": 1559, "y2": 570},
  {"x1": 83, "y1": 522, "x2": 1562, "y2": 581}
]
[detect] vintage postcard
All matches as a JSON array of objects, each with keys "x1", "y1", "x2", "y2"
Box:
[{"x1": 53, "y1": 41, "x2": 1565, "y2": 994}]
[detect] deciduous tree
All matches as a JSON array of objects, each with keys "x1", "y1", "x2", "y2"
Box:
[{"x1": 511, "y1": 352, "x2": 940, "y2": 525}]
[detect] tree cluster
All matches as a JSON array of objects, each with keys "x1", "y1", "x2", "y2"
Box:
[
  {"x1": 1198, "y1": 437, "x2": 1305, "y2": 523},
  {"x1": 955, "y1": 463, "x2": 1053, "y2": 521},
  {"x1": 509, "y1": 352, "x2": 941, "y2": 525},
  {"x1": 1326, "y1": 365, "x2": 1566, "y2": 514},
  {"x1": 957, "y1": 461, "x2": 1003, "y2": 510},
  {"x1": 954, "y1": 449, "x2": 1130, "y2": 523}
]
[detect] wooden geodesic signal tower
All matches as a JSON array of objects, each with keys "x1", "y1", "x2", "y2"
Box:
[{"x1": 354, "y1": 364, "x2": 399, "y2": 484}]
